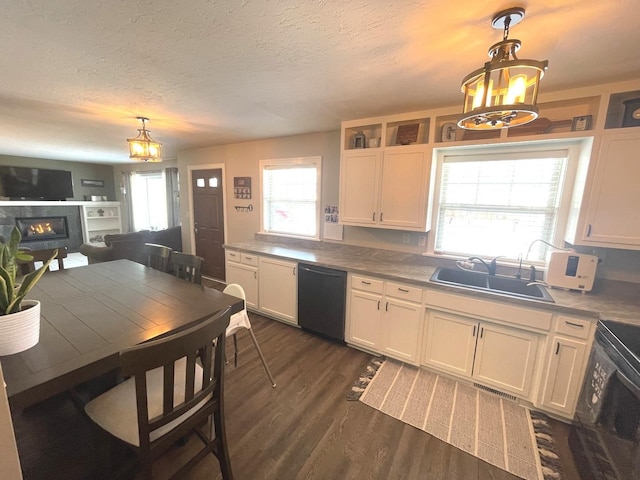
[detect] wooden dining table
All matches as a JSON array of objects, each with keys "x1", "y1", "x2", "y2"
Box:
[{"x1": 0, "y1": 259, "x2": 243, "y2": 411}]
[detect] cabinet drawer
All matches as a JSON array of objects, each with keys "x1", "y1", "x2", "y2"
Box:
[
  {"x1": 351, "y1": 275, "x2": 384, "y2": 294},
  {"x1": 385, "y1": 282, "x2": 422, "y2": 303},
  {"x1": 225, "y1": 250, "x2": 241, "y2": 263},
  {"x1": 241, "y1": 253, "x2": 258, "y2": 266},
  {"x1": 556, "y1": 316, "x2": 591, "y2": 339}
]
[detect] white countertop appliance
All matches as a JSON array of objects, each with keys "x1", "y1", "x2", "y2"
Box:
[{"x1": 544, "y1": 251, "x2": 598, "y2": 292}]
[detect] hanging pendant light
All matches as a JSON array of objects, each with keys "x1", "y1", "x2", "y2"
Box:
[
  {"x1": 458, "y1": 7, "x2": 548, "y2": 130},
  {"x1": 127, "y1": 117, "x2": 162, "y2": 162}
]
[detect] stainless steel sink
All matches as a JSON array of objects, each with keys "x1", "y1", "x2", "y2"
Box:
[{"x1": 430, "y1": 267, "x2": 554, "y2": 302}]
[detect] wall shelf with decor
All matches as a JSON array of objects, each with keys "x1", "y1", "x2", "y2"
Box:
[
  {"x1": 385, "y1": 117, "x2": 430, "y2": 146},
  {"x1": 343, "y1": 123, "x2": 383, "y2": 150},
  {"x1": 80, "y1": 202, "x2": 122, "y2": 246}
]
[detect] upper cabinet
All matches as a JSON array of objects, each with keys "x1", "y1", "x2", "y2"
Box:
[
  {"x1": 339, "y1": 112, "x2": 433, "y2": 231},
  {"x1": 565, "y1": 128, "x2": 640, "y2": 249}
]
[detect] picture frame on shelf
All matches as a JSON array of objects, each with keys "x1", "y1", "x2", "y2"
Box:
[
  {"x1": 571, "y1": 115, "x2": 592, "y2": 132},
  {"x1": 395, "y1": 123, "x2": 419, "y2": 145}
]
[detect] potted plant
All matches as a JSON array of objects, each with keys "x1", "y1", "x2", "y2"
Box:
[{"x1": 0, "y1": 226, "x2": 56, "y2": 355}]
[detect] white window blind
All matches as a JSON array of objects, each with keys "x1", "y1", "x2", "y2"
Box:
[
  {"x1": 435, "y1": 149, "x2": 568, "y2": 261},
  {"x1": 262, "y1": 162, "x2": 319, "y2": 238}
]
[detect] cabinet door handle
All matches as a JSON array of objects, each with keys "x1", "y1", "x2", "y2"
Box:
[
  {"x1": 565, "y1": 321, "x2": 584, "y2": 328},
  {"x1": 194, "y1": 222, "x2": 199, "y2": 235},
  {"x1": 245, "y1": 256, "x2": 252, "y2": 260},
  {"x1": 480, "y1": 327, "x2": 484, "y2": 339},
  {"x1": 385, "y1": 301, "x2": 389, "y2": 311},
  {"x1": 586, "y1": 224, "x2": 592, "y2": 237},
  {"x1": 398, "y1": 288, "x2": 409, "y2": 293},
  {"x1": 293, "y1": 267, "x2": 296, "y2": 276},
  {"x1": 372, "y1": 212, "x2": 376, "y2": 222},
  {"x1": 555, "y1": 342, "x2": 560, "y2": 355},
  {"x1": 377, "y1": 300, "x2": 380, "y2": 310},
  {"x1": 472, "y1": 326, "x2": 476, "y2": 337},
  {"x1": 254, "y1": 271, "x2": 257, "y2": 279},
  {"x1": 380, "y1": 212, "x2": 384, "y2": 222},
  {"x1": 361, "y1": 281, "x2": 371, "y2": 285}
]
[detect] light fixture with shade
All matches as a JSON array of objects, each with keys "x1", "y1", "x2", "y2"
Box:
[
  {"x1": 127, "y1": 117, "x2": 162, "y2": 162},
  {"x1": 458, "y1": 7, "x2": 548, "y2": 130}
]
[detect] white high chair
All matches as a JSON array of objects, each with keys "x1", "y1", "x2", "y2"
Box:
[{"x1": 223, "y1": 284, "x2": 276, "y2": 387}]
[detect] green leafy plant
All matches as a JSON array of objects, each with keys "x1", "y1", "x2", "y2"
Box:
[{"x1": 0, "y1": 226, "x2": 56, "y2": 315}]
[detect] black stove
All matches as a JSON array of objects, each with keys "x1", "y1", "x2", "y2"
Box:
[{"x1": 571, "y1": 320, "x2": 640, "y2": 480}]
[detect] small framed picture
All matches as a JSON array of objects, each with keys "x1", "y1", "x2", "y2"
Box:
[
  {"x1": 571, "y1": 115, "x2": 592, "y2": 132},
  {"x1": 81, "y1": 178, "x2": 105, "y2": 187}
]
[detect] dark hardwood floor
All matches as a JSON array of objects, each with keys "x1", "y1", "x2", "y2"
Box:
[{"x1": 12, "y1": 311, "x2": 583, "y2": 479}]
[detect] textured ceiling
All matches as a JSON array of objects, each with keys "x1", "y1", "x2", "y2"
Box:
[{"x1": 1, "y1": 0, "x2": 639, "y2": 164}]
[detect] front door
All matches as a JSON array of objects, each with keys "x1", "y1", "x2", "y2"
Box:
[{"x1": 191, "y1": 168, "x2": 225, "y2": 280}]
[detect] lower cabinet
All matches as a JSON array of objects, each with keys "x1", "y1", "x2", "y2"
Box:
[
  {"x1": 423, "y1": 309, "x2": 540, "y2": 399},
  {"x1": 225, "y1": 250, "x2": 258, "y2": 309},
  {"x1": 347, "y1": 274, "x2": 423, "y2": 364},
  {"x1": 258, "y1": 257, "x2": 297, "y2": 325},
  {"x1": 540, "y1": 316, "x2": 592, "y2": 416}
]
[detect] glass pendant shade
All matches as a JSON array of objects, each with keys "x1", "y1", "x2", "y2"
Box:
[
  {"x1": 127, "y1": 117, "x2": 162, "y2": 162},
  {"x1": 458, "y1": 8, "x2": 548, "y2": 130}
]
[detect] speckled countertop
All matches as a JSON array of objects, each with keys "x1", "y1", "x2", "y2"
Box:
[{"x1": 224, "y1": 240, "x2": 640, "y2": 327}]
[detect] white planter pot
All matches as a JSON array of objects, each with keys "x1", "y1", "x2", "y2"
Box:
[{"x1": 0, "y1": 300, "x2": 41, "y2": 356}]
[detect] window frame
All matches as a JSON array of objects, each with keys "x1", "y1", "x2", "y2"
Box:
[
  {"x1": 426, "y1": 140, "x2": 588, "y2": 264},
  {"x1": 259, "y1": 156, "x2": 322, "y2": 240}
]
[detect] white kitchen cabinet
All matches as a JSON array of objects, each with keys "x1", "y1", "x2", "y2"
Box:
[
  {"x1": 348, "y1": 289, "x2": 382, "y2": 350},
  {"x1": 423, "y1": 308, "x2": 540, "y2": 399},
  {"x1": 258, "y1": 257, "x2": 297, "y2": 325},
  {"x1": 339, "y1": 150, "x2": 380, "y2": 226},
  {"x1": 346, "y1": 274, "x2": 423, "y2": 364},
  {"x1": 473, "y1": 322, "x2": 539, "y2": 398},
  {"x1": 225, "y1": 250, "x2": 258, "y2": 310},
  {"x1": 540, "y1": 316, "x2": 593, "y2": 417},
  {"x1": 422, "y1": 310, "x2": 477, "y2": 377},
  {"x1": 566, "y1": 129, "x2": 640, "y2": 249},
  {"x1": 339, "y1": 146, "x2": 432, "y2": 231},
  {"x1": 80, "y1": 202, "x2": 121, "y2": 245},
  {"x1": 339, "y1": 112, "x2": 433, "y2": 232}
]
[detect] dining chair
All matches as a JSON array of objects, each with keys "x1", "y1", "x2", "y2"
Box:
[
  {"x1": 143, "y1": 243, "x2": 172, "y2": 273},
  {"x1": 17, "y1": 246, "x2": 68, "y2": 275},
  {"x1": 84, "y1": 306, "x2": 234, "y2": 480},
  {"x1": 172, "y1": 251, "x2": 204, "y2": 284},
  {"x1": 222, "y1": 284, "x2": 276, "y2": 387}
]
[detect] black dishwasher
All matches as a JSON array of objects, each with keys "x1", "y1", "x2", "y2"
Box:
[{"x1": 297, "y1": 263, "x2": 347, "y2": 342}]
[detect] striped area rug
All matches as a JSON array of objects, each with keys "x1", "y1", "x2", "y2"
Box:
[{"x1": 359, "y1": 359, "x2": 554, "y2": 480}]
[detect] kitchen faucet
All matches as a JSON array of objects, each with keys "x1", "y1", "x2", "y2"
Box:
[{"x1": 466, "y1": 256, "x2": 503, "y2": 276}]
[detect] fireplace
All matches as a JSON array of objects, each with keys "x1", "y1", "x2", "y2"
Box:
[{"x1": 16, "y1": 216, "x2": 69, "y2": 242}]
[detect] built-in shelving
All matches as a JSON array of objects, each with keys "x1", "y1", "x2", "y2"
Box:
[{"x1": 80, "y1": 202, "x2": 121, "y2": 246}]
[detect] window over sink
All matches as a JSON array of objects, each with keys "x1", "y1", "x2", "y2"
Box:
[{"x1": 429, "y1": 140, "x2": 590, "y2": 262}]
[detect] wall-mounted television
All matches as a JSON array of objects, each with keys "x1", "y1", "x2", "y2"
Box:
[{"x1": 0, "y1": 166, "x2": 74, "y2": 200}]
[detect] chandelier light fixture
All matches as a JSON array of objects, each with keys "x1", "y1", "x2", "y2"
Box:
[
  {"x1": 458, "y1": 7, "x2": 548, "y2": 130},
  {"x1": 127, "y1": 116, "x2": 162, "y2": 162}
]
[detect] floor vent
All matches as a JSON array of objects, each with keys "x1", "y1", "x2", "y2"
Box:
[{"x1": 474, "y1": 383, "x2": 517, "y2": 402}]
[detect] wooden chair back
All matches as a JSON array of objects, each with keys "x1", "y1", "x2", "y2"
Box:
[
  {"x1": 142, "y1": 243, "x2": 172, "y2": 272},
  {"x1": 172, "y1": 252, "x2": 204, "y2": 284},
  {"x1": 119, "y1": 306, "x2": 233, "y2": 479},
  {"x1": 18, "y1": 246, "x2": 68, "y2": 275}
]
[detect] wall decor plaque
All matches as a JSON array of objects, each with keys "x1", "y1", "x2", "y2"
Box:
[{"x1": 395, "y1": 123, "x2": 420, "y2": 145}]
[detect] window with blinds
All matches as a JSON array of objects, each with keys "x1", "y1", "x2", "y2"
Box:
[
  {"x1": 261, "y1": 157, "x2": 321, "y2": 238},
  {"x1": 434, "y1": 149, "x2": 569, "y2": 262}
]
